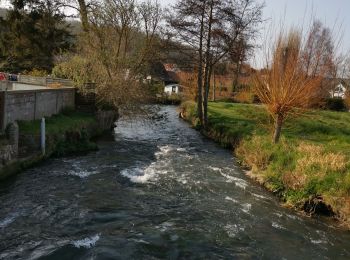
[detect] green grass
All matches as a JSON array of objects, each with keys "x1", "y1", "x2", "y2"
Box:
[
  {"x1": 182, "y1": 101, "x2": 350, "y2": 226},
  {"x1": 18, "y1": 111, "x2": 97, "y2": 136},
  {"x1": 17, "y1": 111, "x2": 99, "y2": 158}
]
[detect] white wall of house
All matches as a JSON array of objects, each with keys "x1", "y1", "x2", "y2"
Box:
[
  {"x1": 164, "y1": 84, "x2": 180, "y2": 95},
  {"x1": 330, "y1": 84, "x2": 347, "y2": 99}
]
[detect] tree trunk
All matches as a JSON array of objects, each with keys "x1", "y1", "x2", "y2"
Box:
[
  {"x1": 273, "y1": 113, "x2": 283, "y2": 143},
  {"x1": 203, "y1": 0, "x2": 214, "y2": 129},
  {"x1": 196, "y1": 1, "x2": 206, "y2": 127},
  {"x1": 232, "y1": 60, "x2": 241, "y2": 91},
  {"x1": 77, "y1": 0, "x2": 89, "y2": 32},
  {"x1": 212, "y1": 70, "x2": 216, "y2": 101}
]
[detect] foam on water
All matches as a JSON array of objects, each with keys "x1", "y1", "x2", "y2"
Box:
[
  {"x1": 72, "y1": 234, "x2": 100, "y2": 249},
  {"x1": 274, "y1": 212, "x2": 284, "y2": 218},
  {"x1": 220, "y1": 172, "x2": 248, "y2": 190},
  {"x1": 121, "y1": 144, "x2": 175, "y2": 183},
  {"x1": 310, "y1": 239, "x2": 328, "y2": 245},
  {"x1": 0, "y1": 215, "x2": 17, "y2": 228},
  {"x1": 272, "y1": 222, "x2": 287, "y2": 230},
  {"x1": 225, "y1": 196, "x2": 239, "y2": 203},
  {"x1": 129, "y1": 238, "x2": 151, "y2": 245},
  {"x1": 251, "y1": 193, "x2": 269, "y2": 200},
  {"x1": 157, "y1": 221, "x2": 174, "y2": 232},
  {"x1": 225, "y1": 224, "x2": 245, "y2": 238},
  {"x1": 241, "y1": 203, "x2": 252, "y2": 214},
  {"x1": 156, "y1": 145, "x2": 173, "y2": 157},
  {"x1": 121, "y1": 158, "x2": 171, "y2": 183},
  {"x1": 66, "y1": 162, "x2": 99, "y2": 178},
  {"x1": 68, "y1": 170, "x2": 99, "y2": 178},
  {"x1": 208, "y1": 166, "x2": 222, "y2": 172},
  {"x1": 121, "y1": 166, "x2": 156, "y2": 183}
]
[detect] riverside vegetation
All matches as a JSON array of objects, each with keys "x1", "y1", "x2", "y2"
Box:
[
  {"x1": 181, "y1": 101, "x2": 350, "y2": 228},
  {"x1": 18, "y1": 110, "x2": 100, "y2": 157},
  {"x1": 0, "y1": 111, "x2": 101, "y2": 180}
]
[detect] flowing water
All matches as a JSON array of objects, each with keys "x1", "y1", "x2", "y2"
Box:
[{"x1": 0, "y1": 106, "x2": 350, "y2": 259}]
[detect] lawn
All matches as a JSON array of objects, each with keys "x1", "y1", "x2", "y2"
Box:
[
  {"x1": 17, "y1": 110, "x2": 99, "y2": 157},
  {"x1": 18, "y1": 111, "x2": 97, "y2": 136},
  {"x1": 208, "y1": 102, "x2": 350, "y2": 156},
  {"x1": 181, "y1": 101, "x2": 350, "y2": 226}
]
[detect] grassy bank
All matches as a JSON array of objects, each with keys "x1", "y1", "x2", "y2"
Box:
[
  {"x1": 181, "y1": 101, "x2": 350, "y2": 227},
  {"x1": 18, "y1": 111, "x2": 97, "y2": 136},
  {"x1": 18, "y1": 111, "x2": 100, "y2": 157},
  {"x1": 0, "y1": 111, "x2": 100, "y2": 180}
]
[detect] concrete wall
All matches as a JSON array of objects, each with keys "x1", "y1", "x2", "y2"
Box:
[
  {"x1": 1, "y1": 88, "x2": 75, "y2": 130},
  {"x1": 0, "y1": 122, "x2": 18, "y2": 170},
  {"x1": 0, "y1": 81, "x2": 11, "y2": 91}
]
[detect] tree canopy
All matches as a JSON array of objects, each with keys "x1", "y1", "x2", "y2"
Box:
[{"x1": 0, "y1": 0, "x2": 73, "y2": 73}]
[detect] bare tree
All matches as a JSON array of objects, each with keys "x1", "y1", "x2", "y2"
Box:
[
  {"x1": 72, "y1": 0, "x2": 162, "y2": 113},
  {"x1": 169, "y1": 0, "x2": 264, "y2": 129},
  {"x1": 254, "y1": 26, "x2": 335, "y2": 143},
  {"x1": 168, "y1": 0, "x2": 209, "y2": 127},
  {"x1": 58, "y1": 0, "x2": 98, "y2": 32}
]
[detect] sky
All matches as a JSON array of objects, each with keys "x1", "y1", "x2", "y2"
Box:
[
  {"x1": 162, "y1": 0, "x2": 350, "y2": 67},
  {"x1": 1, "y1": 0, "x2": 350, "y2": 67}
]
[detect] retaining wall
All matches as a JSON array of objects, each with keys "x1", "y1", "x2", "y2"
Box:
[{"x1": 0, "y1": 88, "x2": 75, "y2": 131}]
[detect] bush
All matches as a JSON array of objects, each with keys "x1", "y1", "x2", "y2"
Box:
[
  {"x1": 324, "y1": 98, "x2": 347, "y2": 111},
  {"x1": 52, "y1": 56, "x2": 91, "y2": 88},
  {"x1": 236, "y1": 135, "x2": 274, "y2": 172},
  {"x1": 148, "y1": 82, "x2": 164, "y2": 95},
  {"x1": 234, "y1": 87, "x2": 260, "y2": 104},
  {"x1": 23, "y1": 68, "x2": 48, "y2": 77}
]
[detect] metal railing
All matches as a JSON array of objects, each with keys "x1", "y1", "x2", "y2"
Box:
[{"x1": 17, "y1": 75, "x2": 73, "y2": 87}]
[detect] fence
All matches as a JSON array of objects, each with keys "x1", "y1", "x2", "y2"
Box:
[{"x1": 17, "y1": 75, "x2": 73, "y2": 87}]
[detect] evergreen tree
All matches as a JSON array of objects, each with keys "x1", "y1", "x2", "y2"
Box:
[{"x1": 0, "y1": 0, "x2": 73, "y2": 73}]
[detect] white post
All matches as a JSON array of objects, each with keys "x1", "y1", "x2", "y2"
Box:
[{"x1": 41, "y1": 118, "x2": 46, "y2": 155}]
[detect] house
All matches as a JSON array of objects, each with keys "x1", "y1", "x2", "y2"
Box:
[
  {"x1": 330, "y1": 83, "x2": 347, "y2": 99},
  {"x1": 325, "y1": 78, "x2": 350, "y2": 99},
  {"x1": 164, "y1": 84, "x2": 182, "y2": 95},
  {"x1": 148, "y1": 62, "x2": 180, "y2": 86},
  {"x1": 147, "y1": 62, "x2": 183, "y2": 95}
]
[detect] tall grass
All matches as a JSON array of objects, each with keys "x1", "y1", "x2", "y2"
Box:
[{"x1": 182, "y1": 101, "x2": 350, "y2": 227}]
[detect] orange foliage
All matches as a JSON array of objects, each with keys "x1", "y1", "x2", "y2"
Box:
[
  {"x1": 177, "y1": 71, "x2": 198, "y2": 100},
  {"x1": 177, "y1": 70, "x2": 234, "y2": 101}
]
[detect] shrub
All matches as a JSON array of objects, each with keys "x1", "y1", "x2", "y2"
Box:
[
  {"x1": 148, "y1": 82, "x2": 164, "y2": 95},
  {"x1": 52, "y1": 56, "x2": 91, "y2": 88},
  {"x1": 23, "y1": 68, "x2": 48, "y2": 77},
  {"x1": 324, "y1": 98, "x2": 347, "y2": 111},
  {"x1": 180, "y1": 101, "x2": 197, "y2": 118},
  {"x1": 236, "y1": 135, "x2": 274, "y2": 172},
  {"x1": 234, "y1": 87, "x2": 260, "y2": 104},
  {"x1": 234, "y1": 89, "x2": 254, "y2": 103}
]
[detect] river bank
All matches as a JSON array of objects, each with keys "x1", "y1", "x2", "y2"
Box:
[
  {"x1": 0, "y1": 110, "x2": 117, "y2": 180},
  {"x1": 180, "y1": 101, "x2": 350, "y2": 229}
]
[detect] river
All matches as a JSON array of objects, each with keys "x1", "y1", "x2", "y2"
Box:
[{"x1": 0, "y1": 106, "x2": 350, "y2": 259}]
